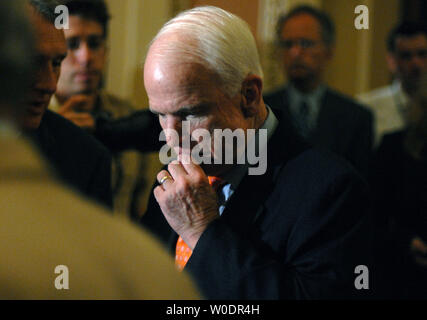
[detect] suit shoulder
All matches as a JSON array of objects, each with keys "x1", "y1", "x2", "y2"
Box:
[
  {"x1": 325, "y1": 88, "x2": 373, "y2": 119},
  {"x1": 357, "y1": 85, "x2": 393, "y2": 103},
  {"x1": 377, "y1": 130, "x2": 405, "y2": 151},
  {"x1": 263, "y1": 86, "x2": 286, "y2": 107},
  {"x1": 281, "y1": 146, "x2": 365, "y2": 187},
  {"x1": 42, "y1": 110, "x2": 110, "y2": 158}
]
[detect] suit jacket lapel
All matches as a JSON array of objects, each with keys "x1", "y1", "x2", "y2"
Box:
[{"x1": 310, "y1": 89, "x2": 337, "y2": 148}]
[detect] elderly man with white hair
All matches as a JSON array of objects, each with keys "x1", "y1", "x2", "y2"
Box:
[{"x1": 141, "y1": 6, "x2": 373, "y2": 299}]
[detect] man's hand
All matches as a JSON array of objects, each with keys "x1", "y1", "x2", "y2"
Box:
[
  {"x1": 57, "y1": 95, "x2": 95, "y2": 130},
  {"x1": 410, "y1": 236, "x2": 427, "y2": 267},
  {"x1": 154, "y1": 160, "x2": 219, "y2": 249}
]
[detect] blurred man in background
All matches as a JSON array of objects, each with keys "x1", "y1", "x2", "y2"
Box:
[
  {"x1": 358, "y1": 22, "x2": 427, "y2": 146},
  {"x1": 24, "y1": 0, "x2": 113, "y2": 208},
  {"x1": 48, "y1": 0, "x2": 151, "y2": 216},
  {"x1": 264, "y1": 5, "x2": 373, "y2": 174}
]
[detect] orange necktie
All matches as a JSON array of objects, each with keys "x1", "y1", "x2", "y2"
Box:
[{"x1": 175, "y1": 176, "x2": 224, "y2": 271}]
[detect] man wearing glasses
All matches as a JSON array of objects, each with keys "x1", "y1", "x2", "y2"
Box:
[
  {"x1": 49, "y1": 0, "x2": 148, "y2": 216},
  {"x1": 264, "y1": 5, "x2": 373, "y2": 175},
  {"x1": 50, "y1": 0, "x2": 110, "y2": 128}
]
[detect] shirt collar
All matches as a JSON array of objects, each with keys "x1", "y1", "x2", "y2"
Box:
[
  {"x1": 392, "y1": 79, "x2": 409, "y2": 109},
  {"x1": 49, "y1": 95, "x2": 61, "y2": 113},
  {"x1": 288, "y1": 83, "x2": 327, "y2": 105}
]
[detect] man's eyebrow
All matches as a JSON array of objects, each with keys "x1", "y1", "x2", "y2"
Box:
[
  {"x1": 149, "y1": 103, "x2": 212, "y2": 116},
  {"x1": 173, "y1": 103, "x2": 212, "y2": 116}
]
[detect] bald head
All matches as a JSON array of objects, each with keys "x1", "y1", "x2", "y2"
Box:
[{"x1": 145, "y1": 6, "x2": 263, "y2": 98}]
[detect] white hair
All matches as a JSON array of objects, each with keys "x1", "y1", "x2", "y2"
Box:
[{"x1": 150, "y1": 6, "x2": 264, "y2": 97}]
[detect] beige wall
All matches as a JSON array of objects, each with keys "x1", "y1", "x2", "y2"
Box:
[
  {"x1": 104, "y1": 0, "x2": 174, "y2": 217},
  {"x1": 322, "y1": 0, "x2": 400, "y2": 96},
  {"x1": 104, "y1": 0, "x2": 401, "y2": 100},
  {"x1": 191, "y1": 0, "x2": 260, "y2": 37},
  {"x1": 105, "y1": 0, "x2": 172, "y2": 109}
]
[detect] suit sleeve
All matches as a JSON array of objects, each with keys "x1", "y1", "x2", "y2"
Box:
[
  {"x1": 186, "y1": 170, "x2": 374, "y2": 300},
  {"x1": 94, "y1": 110, "x2": 163, "y2": 153},
  {"x1": 86, "y1": 147, "x2": 113, "y2": 209}
]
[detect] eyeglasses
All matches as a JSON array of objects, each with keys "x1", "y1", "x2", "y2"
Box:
[
  {"x1": 396, "y1": 49, "x2": 427, "y2": 61},
  {"x1": 66, "y1": 36, "x2": 105, "y2": 51},
  {"x1": 278, "y1": 38, "x2": 318, "y2": 50}
]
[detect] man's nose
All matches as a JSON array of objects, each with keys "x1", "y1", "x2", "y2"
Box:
[
  {"x1": 163, "y1": 116, "x2": 183, "y2": 144},
  {"x1": 75, "y1": 43, "x2": 93, "y2": 65},
  {"x1": 289, "y1": 44, "x2": 303, "y2": 58}
]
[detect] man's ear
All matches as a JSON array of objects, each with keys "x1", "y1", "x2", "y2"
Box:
[
  {"x1": 386, "y1": 52, "x2": 397, "y2": 74},
  {"x1": 240, "y1": 75, "x2": 263, "y2": 118}
]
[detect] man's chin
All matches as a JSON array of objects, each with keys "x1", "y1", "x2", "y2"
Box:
[{"x1": 22, "y1": 112, "x2": 44, "y2": 130}]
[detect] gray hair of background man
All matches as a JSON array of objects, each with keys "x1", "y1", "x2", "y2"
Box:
[
  {"x1": 276, "y1": 5, "x2": 336, "y2": 47},
  {"x1": 0, "y1": 0, "x2": 34, "y2": 118},
  {"x1": 150, "y1": 6, "x2": 264, "y2": 98}
]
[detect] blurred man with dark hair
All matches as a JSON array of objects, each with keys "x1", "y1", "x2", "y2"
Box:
[
  {"x1": 24, "y1": 0, "x2": 113, "y2": 208},
  {"x1": 359, "y1": 22, "x2": 427, "y2": 145},
  {"x1": 264, "y1": 5, "x2": 373, "y2": 174},
  {"x1": 0, "y1": 0, "x2": 199, "y2": 299},
  {"x1": 49, "y1": 0, "x2": 159, "y2": 217},
  {"x1": 371, "y1": 74, "x2": 427, "y2": 299}
]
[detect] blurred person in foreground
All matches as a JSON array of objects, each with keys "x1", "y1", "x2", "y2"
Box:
[
  {"x1": 0, "y1": 0, "x2": 199, "y2": 300},
  {"x1": 23, "y1": 0, "x2": 113, "y2": 208}
]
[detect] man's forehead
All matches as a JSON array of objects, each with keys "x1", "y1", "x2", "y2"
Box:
[
  {"x1": 281, "y1": 14, "x2": 322, "y2": 38},
  {"x1": 64, "y1": 15, "x2": 104, "y2": 37},
  {"x1": 29, "y1": 9, "x2": 65, "y2": 44},
  {"x1": 396, "y1": 34, "x2": 427, "y2": 49}
]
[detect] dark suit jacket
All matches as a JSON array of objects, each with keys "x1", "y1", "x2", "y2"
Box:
[
  {"x1": 27, "y1": 110, "x2": 113, "y2": 208},
  {"x1": 263, "y1": 86, "x2": 374, "y2": 174},
  {"x1": 140, "y1": 109, "x2": 373, "y2": 299},
  {"x1": 370, "y1": 130, "x2": 427, "y2": 298},
  {"x1": 94, "y1": 109, "x2": 162, "y2": 153}
]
